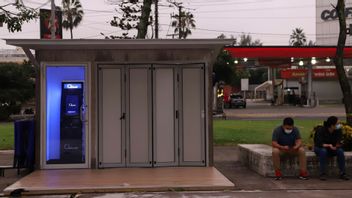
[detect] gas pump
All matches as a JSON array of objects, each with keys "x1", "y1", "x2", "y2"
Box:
[{"x1": 60, "y1": 82, "x2": 84, "y2": 163}]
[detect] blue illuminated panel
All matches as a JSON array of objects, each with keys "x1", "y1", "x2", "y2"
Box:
[
  {"x1": 64, "y1": 83, "x2": 82, "y2": 89},
  {"x1": 46, "y1": 66, "x2": 85, "y2": 164},
  {"x1": 65, "y1": 95, "x2": 79, "y2": 116}
]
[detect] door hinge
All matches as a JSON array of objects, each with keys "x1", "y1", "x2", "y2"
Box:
[
  {"x1": 176, "y1": 110, "x2": 179, "y2": 119},
  {"x1": 178, "y1": 148, "x2": 180, "y2": 157},
  {"x1": 124, "y1": 149, "x2": 127, "y2": 159},
  {"x1": 177, "y1": 73, "x2": 180, "y2": 82},
  {"x1": 124, "y1": 73, "x2": 126, "y2": 82}
]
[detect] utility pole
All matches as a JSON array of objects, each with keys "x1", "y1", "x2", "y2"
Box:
[
  {"x1": 154, "y1": 0, "x2": 159, "y2": 39},
  {"x1": 50, "y1": 0, "x2": 56, "y2": 39},
  {"x1": 178, "y1": 5, "x2": 182, "y2": 39}
]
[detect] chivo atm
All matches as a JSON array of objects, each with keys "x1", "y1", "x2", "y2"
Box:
[
  {"x1": 45, "y1": 66, "x2": 87, "y2": 166},
  {"x1": 59, "y1": 82, "x2": 84, "y2": 164}
]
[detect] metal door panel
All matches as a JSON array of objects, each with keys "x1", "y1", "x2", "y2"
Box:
[
  {"x1": 153, "y1": 66, "x2": 178, "y2": 166},
  {"x1": 126, "y1": 66, "x2": 152, "y2": 167},
  {"x1": 98, "y1": 67, "x2": 125, "y2": 167},
  {"x1": 180, "y1": 65, "x2": 205, "y2": 166}
]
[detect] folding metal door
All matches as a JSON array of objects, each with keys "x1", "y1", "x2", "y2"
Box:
[{"x1": 98, "y1": 66, "x2": 125, "y2": 167}]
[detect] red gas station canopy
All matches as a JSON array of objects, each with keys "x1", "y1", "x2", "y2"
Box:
[{"x1": 224, "y1": 46, "x2": 352, "y2": 59}]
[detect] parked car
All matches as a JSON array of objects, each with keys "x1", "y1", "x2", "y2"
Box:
[{"x1": 229, "y1": 94, "x2": 246, "y2": 108}]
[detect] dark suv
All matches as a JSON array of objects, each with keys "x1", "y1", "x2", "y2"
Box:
[{"x1": 229, "y1": 94, "x2": 246, "y2": 108}]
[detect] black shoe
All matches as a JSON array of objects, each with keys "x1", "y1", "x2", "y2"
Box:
[
  {"x1": 340, "y1": 174, "x2": 350, "y2": 180},
  {"x1": 319, "y1": 174, "x2": 327, "y2": 181}
]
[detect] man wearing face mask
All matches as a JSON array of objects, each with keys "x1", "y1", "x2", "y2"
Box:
[
  {"x1": 314, "y1": 116, "x2": 349, "y2": 181},
  {"x1": 272, "y1": 117, "x2": 308, "y2": 180}
]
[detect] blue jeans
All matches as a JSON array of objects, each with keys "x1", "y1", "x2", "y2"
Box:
[{"x1": 314, "y1": 147, "x2": 346, "y2": 175}]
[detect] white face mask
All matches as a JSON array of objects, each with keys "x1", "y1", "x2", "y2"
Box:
[
  {"x1": 336, "y1": 124, "x2": 342, "y2": 130},
  {"x1": 284, "y1": 129, "x2": 293, "y2": 134}
]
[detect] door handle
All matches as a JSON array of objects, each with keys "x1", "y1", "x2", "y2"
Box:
[
  {"x1": 120, "y1": 113, "x2": 126, "y2": 120},
  {"x1": 80, "y1": 105, "x2": 87, "y2": 122}
]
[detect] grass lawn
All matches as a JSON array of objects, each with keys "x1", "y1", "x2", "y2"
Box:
[
  {"x1": 214, "y1": 119, "x2": 322, "y2": 146},
  {"x1": 0, "y1": 122, "x2": 14, "y2": 150}
]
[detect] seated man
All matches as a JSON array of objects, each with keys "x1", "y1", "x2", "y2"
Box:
[
  {"x1": 314, "y1": 116, "x2": 349, "y2": 181},
  {"x1": 272, "y1": 117, "x2": 308, "y2": 180}
]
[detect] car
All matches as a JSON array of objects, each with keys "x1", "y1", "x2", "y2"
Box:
[{"x1": 229, "y1": 94, "x2": 246, "y2": 108}]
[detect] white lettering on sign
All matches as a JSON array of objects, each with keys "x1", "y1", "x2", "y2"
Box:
[
  {"x1": 64, "y1": 144, "x2": 79, "y2": 150},
  {"x1": 68, "y1": 103, "x2": 76, "y2": 107},
  {"x1": 67, "y1": 84, "x2": 79, "y2": 89}
]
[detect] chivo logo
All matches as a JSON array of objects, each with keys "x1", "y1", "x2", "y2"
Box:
[
  {"x1": 321, "y1": 7, "x2": 352, "y2": 21},
  {"x1": 64, "y1": 144, "x2": 79, "y2": 150},
  {"x1": 68, "y1": 103, "x2": 76, "y2": 107},
  {"x1": 64, "y1": 83, "x2": 82, "y2": 89}
]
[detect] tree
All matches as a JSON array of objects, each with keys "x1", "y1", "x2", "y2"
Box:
[
  {"x1": 0, "y1": 0, "x2": 38, "y2": 32},
  {"x1": 0, "y1": 61, "x2": 35, "y2": 120},
  {"x1": 171, "y1": 10, "x2": 196, "y2": 39},
  {"x1": 289, "y1": 28, "x2": 307, "y2": 46},
  {"x1": 335, "y1": 0, "x2": 352, "y2": 125},
  {"x1": 137, "y1": 0, "x2": 153, "y2": 38},
  {"x1": 249, "y1": 68, "x2": 268, "y2": 85},
  {"x1": 213, "y1": 50, "x2": 236, "y2": 85},
  {"x1": 105, "y1": 0, "x2": 155, "y2": 39},
  {"x1": 62, "y1": 0, "x2": 84, "y2": 39},
  {"x1": 238, "y1": 34, "x2": 262, "y2": 46}
]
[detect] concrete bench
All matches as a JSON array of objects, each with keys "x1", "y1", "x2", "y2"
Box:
[
  {"x1": 238, "y1": 144, "x2": 352, "y2": 177},
  {"x1": 0, "y1": 165, "x2": 13, "y2": 177}
]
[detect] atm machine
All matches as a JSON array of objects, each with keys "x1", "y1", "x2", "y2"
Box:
[{"x1": 60, "y1": 81, "x2": 85, "y2": 163}]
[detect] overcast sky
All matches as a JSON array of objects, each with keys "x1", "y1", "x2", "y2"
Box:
[{"x1": 0, "y1": 0, "x2": 317, "y2": 49}]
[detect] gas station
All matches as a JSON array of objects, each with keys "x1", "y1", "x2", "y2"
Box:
[{"x1": 224, "y1": 46, "x2": 352, "y2": 106}]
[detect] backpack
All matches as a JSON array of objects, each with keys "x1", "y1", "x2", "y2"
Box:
[{"x1": 312, "y1": 125, "x2": 324, "y2": 146}]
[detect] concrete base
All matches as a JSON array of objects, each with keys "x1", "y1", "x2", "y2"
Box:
[
  {"x1": 239, "y1": 144, "x2": 352, "y2": 177},
  {"x1": 3, "y1": 167, "x2": 234, "y2": 196}
]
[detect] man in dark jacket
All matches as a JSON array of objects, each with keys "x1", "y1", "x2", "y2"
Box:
[{"x1": 314, "y1": 116, "x2": 349, "y2": 180}]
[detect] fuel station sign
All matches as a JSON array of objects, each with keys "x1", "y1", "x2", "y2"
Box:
[{"x1": 281, "y1": 68, "x2": 337, "y2": 79}]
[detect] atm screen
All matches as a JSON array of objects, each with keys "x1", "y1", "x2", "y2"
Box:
[{"x1": 65, "y1": 95, "x2": 79, "y2": 116}]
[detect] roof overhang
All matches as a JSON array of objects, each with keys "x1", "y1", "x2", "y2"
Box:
[{"x1": 5, "y1": 39, "x2": 233, "y2": 50}]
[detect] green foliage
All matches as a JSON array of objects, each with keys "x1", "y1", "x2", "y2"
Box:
[
  {"x1": 238, "y1": 34, "x2": 263, "y2": 46},
  {"x1": 289, "y1": 28, "x2": 307, "y2": 46},
  {"x1": 248, "y1": 68, "x2": 268, "y2": 85},
  {"x1": 0, "y1": 122, "x2": 14, "y2": 150},
  {"x1": 62, "y1": 0, "x2": 84, "y2": 39},
  {"x1": 0, "y1": 61, "x2": 35, "y2": 120},
  {"x1": 213, "y1": 50, "x2": 236, "y2": 85},
  {"x1": 0, "y1": 1, "x2": 38, "y2": 32},
  {"x1": 105, "y1": 0, "x2": 143, "y2": 39},
  {"x1": 213, "y1": 119, "x2": 320, "y2": 145}
]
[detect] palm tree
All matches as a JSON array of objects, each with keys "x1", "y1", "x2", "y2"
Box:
[
  {"x1": 289, "y1": 28, "x2": 307, "y2": 46},
  {"x1": 62, "y1": 0, "x2": 84, "y2": 39},
  {"x1": 171, "y1": 11, "x2": 196, "y2": 39}
]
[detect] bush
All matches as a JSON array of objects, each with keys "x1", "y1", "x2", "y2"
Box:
[{"x1": 308, "y1": 123, "x2": 352, "y2": 151}]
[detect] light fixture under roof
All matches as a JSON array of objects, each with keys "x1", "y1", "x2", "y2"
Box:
[
  {"x1": 243, "y1": 58, "x2": 248, "y2": 62},
  {"x1": 326, "y1": 57, "x2": 331, "y2": 62},
  {"x1": 299, "y1": 60, "x2": 304, "y2": 66},
  {"x1": 234, "y1": 60, "x2": 239, "y2": 64},
  {"x1": 291, "y1": 57, "x2": 294, "y2": 63},
  {"x1": 311, "y1": 57, "x2": 317, "y2": 65}
]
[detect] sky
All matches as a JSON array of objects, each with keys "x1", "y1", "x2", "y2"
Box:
[{"x1": 0, "y1": 0, "x2": 317, "y2": 49}]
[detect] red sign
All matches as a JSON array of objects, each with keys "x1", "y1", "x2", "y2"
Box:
[
  {"x1": 281, "y1": 69, "x2": 337, "y2": 79},
  {"x1": 40, "y1": 9, "x2": 62, "y2": 39}
]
